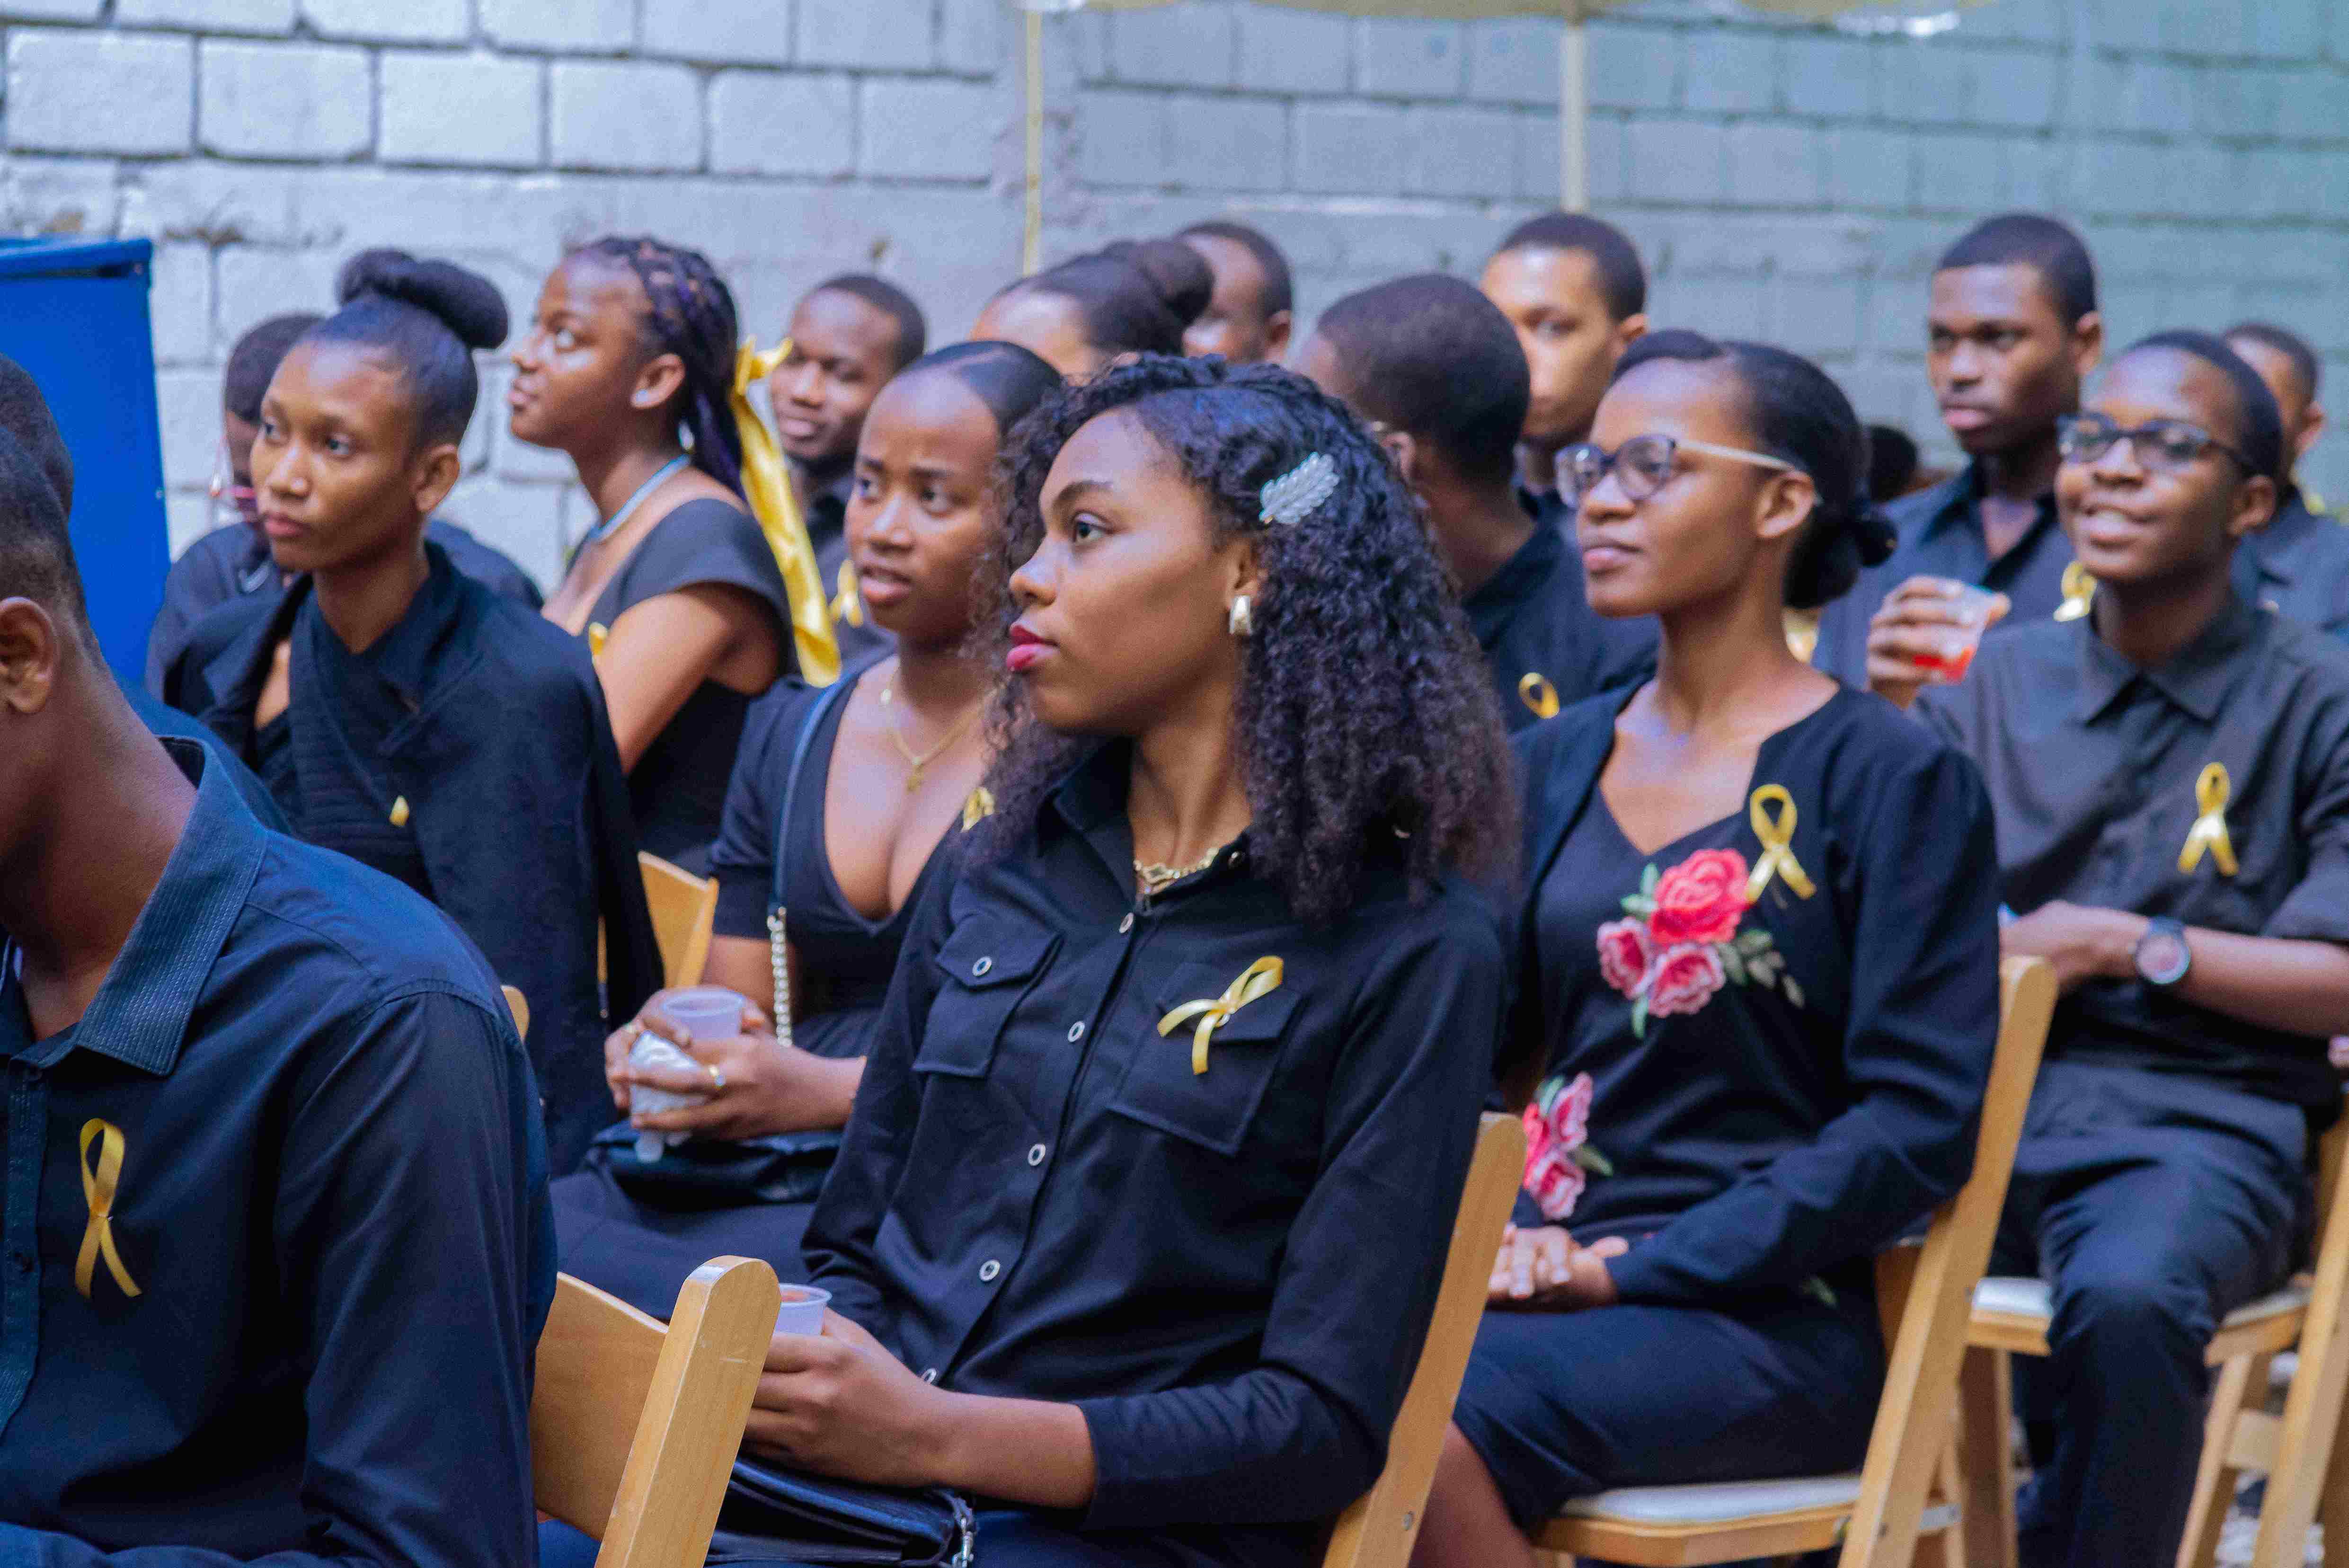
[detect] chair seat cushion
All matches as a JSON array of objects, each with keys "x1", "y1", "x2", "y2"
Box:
[
  {"x1": 1973, "y1": 1275, "x2": 2310, "y2": 1328},
  {"x1": 1562, "y1": 1475, "x2": 1863, "y2": 1524}
]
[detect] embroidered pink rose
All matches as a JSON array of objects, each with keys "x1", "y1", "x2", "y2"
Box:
[
  {"x1": 1521, "y1": 1072, "x2": 1605, "y2": 1221},
  {"x1": 1648, "y1": 848, "x2": 1753, "y2": 947},
  {"x1": 1523, "y1": 1149, "x2": 1587, "y2": 1222},
  {"x1": 1646, "y1": 943, "x2": 1728, "y2": 1018},
  {"x1": 1595, "y1": 918, "x2": 1654, "y2": 998}
]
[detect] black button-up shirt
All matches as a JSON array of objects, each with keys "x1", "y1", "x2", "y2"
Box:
[
  {"x1": 1467, "y1": 520, "x2": 1656, "y2": 732},
  {"x1": 802, "y1": 744, "x2": 1502, "y2": 1560},
  {"x1": 2237, "y1": 487, "x2": 2349, "y2": 642},
  {"x1": 1917, "y1": 599, "x2": 2349, "y2": 1114},
  {"x1": 1813, "y1": 463, "x2": 2074, "y2": 687},
  {"x1": 0, "y1": 740, "x2": 553, "y2": 1565}
]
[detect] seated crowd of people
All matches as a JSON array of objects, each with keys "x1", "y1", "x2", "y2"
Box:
[{"x1": 0, "y1": 204, "x2": 2342, "y2": 1568}]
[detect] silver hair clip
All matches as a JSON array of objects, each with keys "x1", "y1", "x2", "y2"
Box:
[{"x1": 1259, "y1": 452, "x2": 1338, "y2": 527}]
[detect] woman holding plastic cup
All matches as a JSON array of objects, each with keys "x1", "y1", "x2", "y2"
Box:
[{"x1": 550, "y1": 342, "x2": 1065, "y2": 1319}]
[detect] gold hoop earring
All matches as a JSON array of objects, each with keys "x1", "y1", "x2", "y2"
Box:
[{"x1": 1228, "y1": 595, "x2": 1254, "y2": 638}]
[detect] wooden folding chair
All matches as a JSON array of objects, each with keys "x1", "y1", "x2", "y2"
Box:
[
  {"x1": 1322, "y1": 1111, "x2": 1528, "y2": 1568},
  {"x1": 1534, "y1": 956, "x2": 2056, "y2": 1568},
  {"x1": 1956, "y1": 1089, "x2": 2349, "y2": 1568},
  {"x1": 639, "y1": 852, "x2": 719, "y2": 990},
  {"x1": 533, "y1": 1258, "x2": 781, "y2": 1568},
  {"x1": 501, "y1": 983, "x2": 530, "y2": 1040}
]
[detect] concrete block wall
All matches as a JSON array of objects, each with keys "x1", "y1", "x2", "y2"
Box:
[{"x1": 0, "y1": 0, "x2": 2341, "y2": 588}]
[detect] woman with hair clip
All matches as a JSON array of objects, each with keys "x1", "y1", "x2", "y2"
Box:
[
  {"x1": 166, "y1": 249, "x2": 661, "y2": 1175},
  {"x1": 514, "y1": 235, "x2": 805, "y2": 873},
  {"x1": 603, "y1": 354, "x2": 1516, "y2": 1568},
  {"x1": 1411, "y1": 332, "x2": 2003, "y2": 1566},
  {"x1": 972, "y1": 238, "x2": 1214, "y2": 381},
  {"x1": 548, "y1": 341, "x2": 1066, "y2": 1320}
]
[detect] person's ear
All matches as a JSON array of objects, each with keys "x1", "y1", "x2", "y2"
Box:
[
  {"x1": 1223, "y1": 537, "x2": 1264, "y2": 611},
  {"x1": 1754, "y1": 468, "x2": 1819, "y2": 545},
  {"x1": 1377, "y1": 427, "x2": 1424, "y2": 492},
  {"x1": 1263, "y1": 310, "x2": 1294, "y2": 363},
  {"x1": 2227, "y1": 472, "x2": 2278, "y2": 542},
  {"x1": 0, "y1": 598, "x2": 64, "y2": 717},
  {"x1": 2070, "y1": 311, "x2": 2105, "y2": 378},
  {"x1": 2296, "y1": 400, "x2": 2326, "y2": 469},
  {"x1": 631, "y1": 351, "x2": 687, "y2": 414},
  {"x1": 411, "y1": 441, "x2": 464, "y2": 520},
  {"x1": 1613, "y1": 313, "x2": 1649, "y2": 356}
]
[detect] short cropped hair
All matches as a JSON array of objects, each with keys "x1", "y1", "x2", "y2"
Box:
[
  {"x1": 1177, "y1": 221, "x2": 1294, "y2": 319},
  {"x1": 1491, "y1": 211, "x2": 1647, "y2": 323},
  {"x1": 2126, "y1": 329, "x2": 2286, "y2": 484},
  {"x1": 2225, "y1": 321, "x2": 2322, "y2": 402},
  {"x1": 0, "y1": 423, "x2": 85, "y2": 631},
  {"x1": 0, "y1": 355, "x2": 75, "y2": 513},
  {"x1": 811, "y1": 274, "x2": 928, "y2": 372},
  {"x1": 1938, "y1": 213, "x2": 2098, "y2": 327},
  {"x1": 1315, "y1": 274, "x2": 1530, "y2": 487},
  {"x1": 225, "y1": 313, "x2": 325, "y2": 426}
]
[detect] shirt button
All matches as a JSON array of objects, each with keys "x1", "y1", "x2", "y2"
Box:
[
  {"x1": 1118, "y1": 913, "x2": 1135, "y2": 934},
  {"x1": 979, "y1": 1259, "x2": 1002, "y2": 1282},
  {"x1": 1028, "y1": 1143, "x2": 1047, "y2": 1166},
  {"x1": 922, "y1": 1367, "x2": 939, "y2": 1384},
  {"x1": 1067, "y1": 1021, "x2": 1086, "y2": 1043},
  {"x1": 971, "y1": 956, "x2": 993, "y2": 978}
]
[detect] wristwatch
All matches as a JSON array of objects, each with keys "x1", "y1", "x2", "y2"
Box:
[{"x1": 2135, "y1": 916, "x2": 2192, "y2": 988}]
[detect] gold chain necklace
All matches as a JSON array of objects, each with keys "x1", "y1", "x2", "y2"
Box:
[
  {"x1": 1134, "y1": 843, "x2": 1230, "y2": 899},
  {"x1": 879, "y1": 679, "x2": 978, "y2": 793}
]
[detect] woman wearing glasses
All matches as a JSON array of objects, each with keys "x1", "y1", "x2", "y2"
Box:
[{"x1": 1412, "y1": 331, "x2": 2003, "y2": 1566}]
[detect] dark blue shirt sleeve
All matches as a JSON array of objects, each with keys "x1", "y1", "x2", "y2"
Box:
[
  {"x1": 0, "y1": 989, "x2": 546, "y2": 1567},
  {"x1": 1607, "y1": 746, "x2": 2001, "y2": 1302}
]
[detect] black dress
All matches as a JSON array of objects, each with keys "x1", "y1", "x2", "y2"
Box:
[
  {"x1": 1449, "y1": 685, "x2": 2002, "y2": 1526},
  {"x1": 550, "y1": 672, "x2": 954, "y2": 1319},
  {"x1": 580, "y1": 496, "x2": 795, "y2": 874}
]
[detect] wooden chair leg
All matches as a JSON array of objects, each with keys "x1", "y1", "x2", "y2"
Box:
[
  {"x1": 1909, "y1": 1423, "x2": 1966, "y2": 1568},
  {"x1": 2177, "y1": 1352, "x2": 2268, "y2": 1568},
  {"x1": 1955, "y1": 1346, "x2": 2018, "y2": 1568}
]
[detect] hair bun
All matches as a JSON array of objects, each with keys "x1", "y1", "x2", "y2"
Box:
[
  {"x1": 1853, "y1": 501, "x2": 1897, "y2": 567},
  {"x1": 336, "y1": 248, "x2": 509, "y2": 352},
  {"x1": 1101, "y1": 238, "x2": 1213, "y2": 332}
]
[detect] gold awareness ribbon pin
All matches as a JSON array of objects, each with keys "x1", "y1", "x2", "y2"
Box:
[
  {"x1": 1518, "y1": 672, "x2": 1560, "y2": 721},
  {"x1": 961, "y1": 787, "x2": 997, "y2": 831},
  {"x1": 75, "y1": 1119, "x2": 140, "y2": 1302},
  {"x1": 831, "y1": 559, "x2": 865, "y2": 629},
  {"x1": 1158, "y1": 957, "x2": 1284, "y2": 1076},
  {"x1": 2054, "y1": 561, "x2": 2097, "y2": 622},
  {"x1": 1745, "y1": 785, "x2": 1817, "y2": 902},
  {"x1": 2178, "y1": 762, "x2": 2238, "y2": 876}
]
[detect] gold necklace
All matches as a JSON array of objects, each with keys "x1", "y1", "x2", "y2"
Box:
[
  {"x1": 1134, "y1": 843, "x2": 1229, "y2": 899},
  {"x1": 878, "y1": 679, "x2": 977, "y2": 793}
]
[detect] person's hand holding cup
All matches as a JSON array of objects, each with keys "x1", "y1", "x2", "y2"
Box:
[{"x1": 1864, "y1": 576, "x2": 2009, "y2": 709}]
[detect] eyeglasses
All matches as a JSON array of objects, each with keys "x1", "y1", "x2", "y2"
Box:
[
  {"x1": 2056, "y1": 413, "x2": 2255, "y2": 475},
  {"x1": 1562, "y1": 434, "x2": 1795, "y2": 508}
]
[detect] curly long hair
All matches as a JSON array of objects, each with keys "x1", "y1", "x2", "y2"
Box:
[{"x1": 975, "y1": 355, "x2": 1516, "y2": 923}]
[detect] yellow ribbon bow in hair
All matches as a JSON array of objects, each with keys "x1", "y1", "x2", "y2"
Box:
[
  {"x1": 1745, "y1": 785, "x2": 1817, "y2": 903},
  {"x1": 2054, "y1": 561, "x2": 2097, "y2": 622},
  {"x1": 75, "y1": 1119, "x2": 140, "y2": 1302},
  {"x1": 1158, "y1": 957, "x2": 1284, "y2": 1076},
  {"x1": 832, "y1": 559, "x2": 865, "y2": 629},
  {"x1": 1518, "y1": 673, "x2": 1560, "y2": 721},
  {"x1": 2178, "y1": 763, "x2": 2238, "y2": 876},
  {"x1": 732, "y1": 337, "x2": 841, "y2": 687}
]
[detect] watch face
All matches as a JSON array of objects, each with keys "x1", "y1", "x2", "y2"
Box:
[{"x1": 2138, "y1": 925, "x2": 2191, "y2": 986}]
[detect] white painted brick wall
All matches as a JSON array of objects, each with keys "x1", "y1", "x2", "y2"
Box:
[{"x1": 0, "y1": 0, "x2": 2340, "y2": 591}]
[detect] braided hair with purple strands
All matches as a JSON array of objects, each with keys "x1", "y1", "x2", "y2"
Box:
[{"x1": 574, "y1": 235, "x2": 746, "y2": 497}]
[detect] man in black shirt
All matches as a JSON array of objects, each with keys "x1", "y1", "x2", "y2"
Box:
[
  {"x1": 2225, "y1": 321, "x2": 2349, "y2": 640},
  {"x1": 1294, "y1": 274, "x2": 1654, "y2": 727},
  {"x1": 0, "y1": 427, "x2": 550, "y2": 1564},
  {"x1": 1818, "y1": 214, "x2": 2104, "y2": 700},
  {"x1": 1917, "y1": 332, "x2": 2349, "y2": 1568},
  {"x1": 1479, "y1": 212, "x2": 1649, "y2": 527},
  {"x1": 1177, "y1": 221, "x2": 1294, "y2": 366},
  {"x1": 765, "y1": 275, "x2": 926, "y2": 665}
]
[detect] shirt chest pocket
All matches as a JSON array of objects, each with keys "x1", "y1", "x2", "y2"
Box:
[
  {"x1": 915, "y1": 921, "x2": 1058, "y2": 1081},
  {"x1": 1107, "y1": 958, "x2": 1304, "y2": 1158}
]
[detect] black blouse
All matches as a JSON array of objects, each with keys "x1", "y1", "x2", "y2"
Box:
[
  {"x1": 802, "y1": 742, "x2": 1503, "y2": 1553},
  {"x1": 2237, "y1": 487, "x2": 2349, "y2": 642},
  {"x1": 1509, "y1": 687, "x2": 2001, "y2": 1304},
  {"x1": 582, "y1": 496, "x2": 794, "y2": 873},
  {"x1": 706, "y1": 673, "x2": 956, "y2": 1060}
]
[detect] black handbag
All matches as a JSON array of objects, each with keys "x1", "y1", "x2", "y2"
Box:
[
  {"x1": 708, "y1": 1455, "x2": 975, "y2": 1566},
  {"x1": 588, "y1": 680, "x2": 858, "y2": 1208}
]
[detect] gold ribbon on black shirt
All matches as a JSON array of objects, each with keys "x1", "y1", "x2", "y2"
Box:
[
  {"x1": 2178, "y1": 762, "x2": 2238, "y2": 877},
  {"x1": 75, "y1": 1119, "x2": 140, "y2": 1302},
  {"x1": 1745, "y1": 785, "x2": 1817, "y2": 902},
  {"x1": 1159, "y1": 957, "x2": 1284, "y2": 1076}
]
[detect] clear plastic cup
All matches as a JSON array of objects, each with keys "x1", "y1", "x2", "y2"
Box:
[
  {"x1": 774, "y1": 1284, "x2": 832, "y2": 1337},
  {"x1": 659, "y1": 987, "x2": 745, "y2": 1042},
  {"x1": 1908, "y1": 584, "x2": 2005, "y2": 683},
  {"x1": 626, "y1": 1032, "x2": 708, "y2": 1162}
]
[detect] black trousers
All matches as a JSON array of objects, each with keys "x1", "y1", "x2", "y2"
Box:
[
  {"x1": 1992, "y1": 1060, "x2": 2312, "y2": 1568},
  {"x1": 550, "y1": 1164, "x2": 818, "y2": 1320}
]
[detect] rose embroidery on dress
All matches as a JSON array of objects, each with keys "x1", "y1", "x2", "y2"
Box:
[
  {"x1": 1521, "y1": 1071, "x2": 1613, "y2": 1222},
  {"x1": 1602, "y1": 847, "x2": 1803, "y2": 1037}
]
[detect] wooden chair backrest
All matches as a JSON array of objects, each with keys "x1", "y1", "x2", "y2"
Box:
[
  {"x1": 1839, "y1": 957, "x2": 2054, "y2": 1566},
  {"x1": 532, "y1": 1258, "x2": 780, "y2": 1568},
  {"x1": 640, "y1": 852, "x2": 719, "y2": 991},
  {"x1": 2315, "y1": 1090, "x2": 2349, "y2": 1239},
  {"x1": 1321, "y1": 1111, "x2": 1528, "y2": 1568},
  {"x1": 501, "y1": 984, "x2": 530, "y2": 1041}
]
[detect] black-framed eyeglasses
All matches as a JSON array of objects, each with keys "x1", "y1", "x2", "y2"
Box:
[
  {"x1": 2056, "y1": 412, "x2": 2255, "y2": 475},
  {"x1": 1562, "y1": 434, "x2": 1795, "y2": 508}
]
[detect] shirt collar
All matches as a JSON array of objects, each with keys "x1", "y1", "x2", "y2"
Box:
[
  {"x1": 1043, "y1": 738, "x2": 1259, "y2": 898},
  {"x1": 2073, "y1": 592, "x2": 2261, "y2": 725},
  {"x1": 1920, "y1": 460, "x2": 2059, "y2": 544},
  {"x1": 1462, "y1": 525, "x2": 1565, "y2": 651},
  {"x1": 328, "y1": 543, "x2": 465, "y2": 707},
  {"x1": 2250, "y1": 488, "x2": 2322, "y2": 585},
  {"x1": 7, "y1": 738, "x2": 266, "y2": 1075}
]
